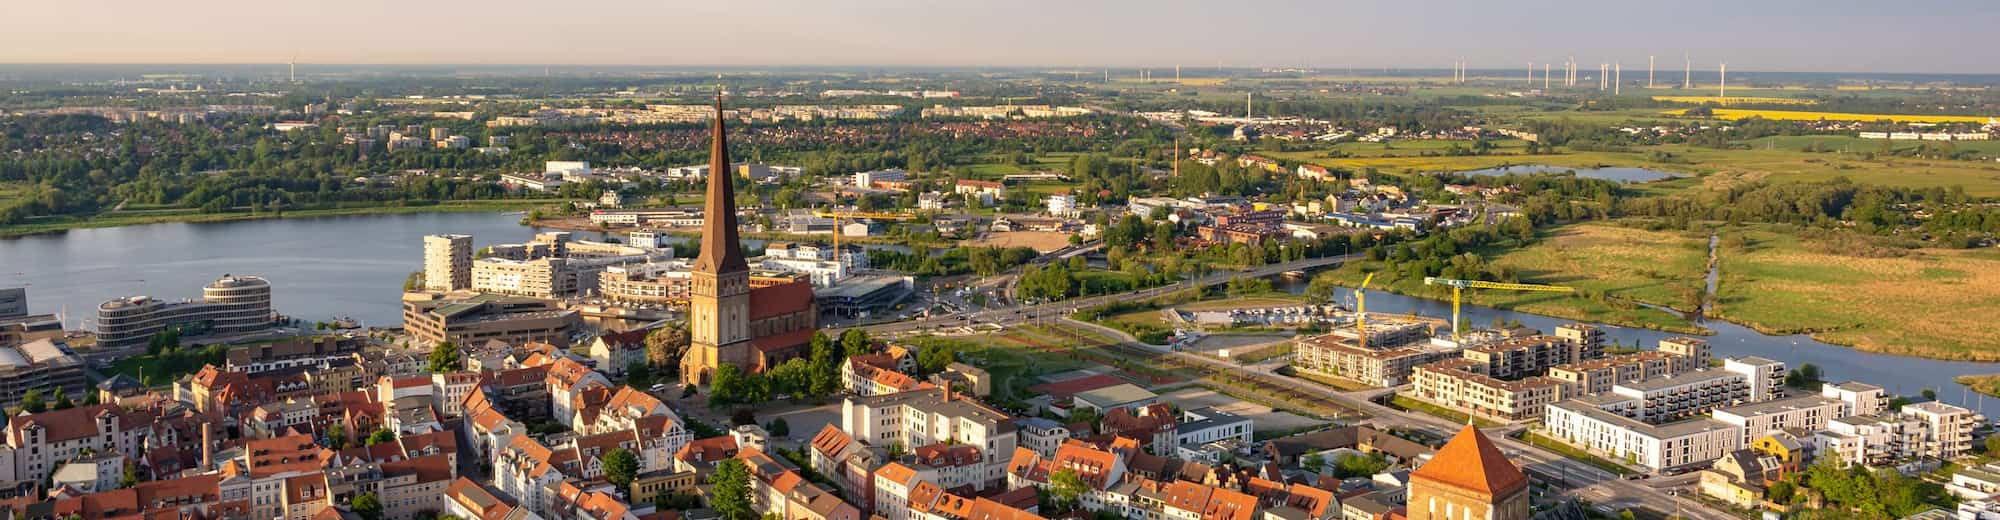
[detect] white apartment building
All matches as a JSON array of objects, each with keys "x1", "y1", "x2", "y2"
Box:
[
  {"x1": 1175, "y1": 407, "x2": 1254, "y2": 447},
  {"x1": 1047, "y1": 194, "x2": 1079, "y2": 218},
  {"x1": 1822, "y1": 381, "x2": 1890, "y2": 417},
  {"x1": 853, "y1": 168, "x2": 908, "y2": 188},
  {"x1": 1813, "y1": 414, "x2": 1924, "y2": 467},
  {"x1": 1722, "y1": 356, "x2": 1787, "y2": 402},
  {"x1": 1608, "y1": 370, "x2": 1751, "y2": 424},
  {"x1": 424, "y1": 234, "x2": 473, "y2": 291},
  {"x1": 1710, "y1": 395, "x2": 1847, "y2": 446},
  {"x1": 1904, "y1": 401, "x2": 1984, "y2": 460},
  {"x1": 842, "y1": 388, "x2": 1019, "y2": 490},
  {"x1": 1544, "y1": 396, "x2": 1741, "y2": 473}
]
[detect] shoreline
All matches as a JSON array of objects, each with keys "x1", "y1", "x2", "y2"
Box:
[{"x1": 0, "y1": 199, "x2": 564, "y2": 239}]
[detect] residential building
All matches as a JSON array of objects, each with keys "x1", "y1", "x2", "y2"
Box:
[
  {"x1": 843, "y1": 387, "x2": 1019, "y2": 490},
  {"x1": 1544, "y1": 396, "x2": 1742, "y2": 473},
  {"x1": 1821, "y1": 381, "x2": 1889, "y2": 417},
  {"x1": 1722, "y1": 357, "x2": 1787, "y2": 402},
  {"x1": 1546, "y1": 352, "x2": 1681, "y2": 396},
  {"x1": 425, "y1": 234, "x2": 473, "y2": 291},
  {"x1": 0, "y1": 338, "x2": 88, "y2": 410},
  {"x1": 1410, "y1": 359, "x2": 1566, "y2": 422},
  {"x1": 1458, "y1": 336, "x2": 1589, "y2": 380},
  {"x1": 1176, "y1": 407, "x2": 1254, "y2": 448},
  {"x1": 1709, "y1": 395, "x2": 1846, "y2": 446},
  {"x1": 1293, "y1": 334, "x2": 1458, "y2": 387},
  {"x1": 1656, "y1": 337, "x2": 1711, "y2": 372},
  {"x1": 1813, "y1": 413, "x2": 1924, "y2": 467},
  {"x1": 1607, "y1": 370, "x2": 1751, "y2": 423},
  {"x1": 1904, "y1": 401, "x2": 1983, "y2": 460},
  {"x1": 1047, "y1": 194, "x2": 1079, "y2": 218}
]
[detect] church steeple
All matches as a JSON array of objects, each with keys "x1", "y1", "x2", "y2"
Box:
[{"x1": 693, "y1": 90, "x2": 748, "y2": 274}]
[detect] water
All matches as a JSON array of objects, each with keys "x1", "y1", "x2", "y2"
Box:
[
  {"x1": 0, "y1": 212, "x2": 917, "y2": 329},
  {"x1": 1277, "y1": 275, "x2": 2000, "y2": 411},
  {"x1": 1455, "y1": 164, "x2": 1679, "y2": 183}
]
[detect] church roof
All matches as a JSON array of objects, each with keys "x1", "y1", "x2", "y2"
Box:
[
  {"x1": 1410, "y1": 424, "x2": 1527, "y2": 496},
  {"x1": 693, "y1": 93, "x2": 749, "y2": 274}
]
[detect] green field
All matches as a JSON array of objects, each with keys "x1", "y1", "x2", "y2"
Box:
[
  {"x1": 1319, "y1": 222, "x2": 1707, "y2": 334},
  {"x1": 1712, "y1": 227, "x2": 2000, "y2": 361}
]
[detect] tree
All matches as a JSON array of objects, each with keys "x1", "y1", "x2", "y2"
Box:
[
  {"x1": 1301, "y1": 453, "x2": 1326, "y2": 474},
  {"x1": 352, "y1": 492, "x2": 384, "y2": 520},
  {"x1": 839, "y1": 329, "x2": 872, "y2": 358},
  {"x1": 808, "y1": 332, "x2": 840, "y2": 397},
  {"x1": 711, "y1": 364, "x2": 746, "y2": 405},
  {"x1": 645, "y1": 324, "x2": 691, "y2": 369},
  {"x1": 1767, "y1": 480, "x2": 1797, "y2": 504},
  {"x1": 1049, "y1": 468, "x2": 1088, "y2": 511},
  {"x1": 326, "y1": 423, "x2": 349, "y2": 450},
  {"x1": 767, "y1": 418, "x2": 790, "y2": 437},
  {"x1": 120, "y1": 461, "x2": 138, "y2": 488},
  {"x1": 710, "y1": 459, "x2": 756, "y2": 520},
  {"x1": 366, "y1": 428, "x2": 396, "y2": 446},
  {"x1": 20, "y1": 388, "x2": 45, "y2": 413},
  {"x1": 427, "y1": 341, "x2": 462, "y2": 372},
  {"x1": 51, "y1": 387, "x2": 73, "y2": 410},
  {"x1": 602, "y1": 448, "x2": 640, "y2": 493},
  {"x1": 626, "y1": 362, "x2": 654, "y2": 389},
  {"x1": 1332, "y1": 453, "x2": 1391, "y2": 478}
]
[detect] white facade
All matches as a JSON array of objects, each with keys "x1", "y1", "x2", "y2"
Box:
[
  {"x1": 1710, "y1": 395, "x2": 1846, "y2": 446},
  {"x1": 1544, "y1": 399, "x2": 1741, "y2": 472},
  {"x1": 1722, "y1": 356, "x2": 1786, "y2": 402}
]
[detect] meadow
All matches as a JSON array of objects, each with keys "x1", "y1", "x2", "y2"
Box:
[
  {"x1": 1674, "y1": 108, "x2": 1997, "y2": 124},
  {"x1": 1712, "y1": 227, "x2": 2000, "y2": 361}
]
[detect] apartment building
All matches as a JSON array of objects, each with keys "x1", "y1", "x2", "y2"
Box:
[
  {"x1": 1410, "y1": 359, "x2": 1567, "y2": 422},
  {"x1": 0, "y1": 403, "x2": 159, "y2": 482},
  {"x1": 1293, "y1": 334, "x2": 1458, "y2": 387},
  {"x1": 1813, "y1": 413, "x2": 1925, "y2": 467},
  {"x1": 1657, "y1": 337, "x2": 1712, "y2": 372},
  {"x1": 1459, "y1": 336, "x2": 1591, "y2": 380},
  {"x1": 424, "y1": 234, "x2": 473, "y2": 291},
  {"x1": 1822, "y1": 381, "x2": 1890, "y2": 417},
  {"x1": 1546, "y1": 351, "x2": 1680, "y2": 396},
  {"x1": 400, "y1": 292, "x2": 581, "y2": 346},
  {"x1": 1710, "y1": 395, "x2": 1848, "y2": 446},
  {"x1": 1553, "y1": 323, "x2": 1606, "y2": 356},
  {"x1": 1722, "y1": 357, "x2": 1787, "y2": 402},
  {"x1": 0, "y1": 338, "x2": 88, "y2": 410},
  {"x1": 1904, "y1": 401, "x2": 1984, "y2": 460},
  {"x1": 1544, "y1": 397, "x2": 1742, "y2": 473},
  {"x1": 843, "y1": 387, "x2": 1020, "y2": 490},
  {"x1": 1608, "y1": 369, "x2": 1751, "y2": 424}
]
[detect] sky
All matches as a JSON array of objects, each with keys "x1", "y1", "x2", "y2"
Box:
[{"x1": 5, "y1": 0, "x2": 1997, "y2": 74}]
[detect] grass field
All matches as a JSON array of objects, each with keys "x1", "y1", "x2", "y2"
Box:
[
  {"x1": 1519, "y1": 431, "x2": 1636, "y2": 476},
  {"x1": 1712, "y1": 227, "x2": 2000, "y2": 361},
  {"x1": 1954, "y1": 374, "x2": 2000, "y2": 398},
  {"x1": 1652, "y1": 95, "x2": 1818, "y2": 106},
  {"x1": 1319, "y1": 222, "x2": 1708, "y2": 334},
  {"x1": 1676, "y1": 108, "x2": 1998, "y2": 124}
]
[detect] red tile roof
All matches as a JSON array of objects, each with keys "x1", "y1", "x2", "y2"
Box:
[
  {"x1": 1410, "y1": 424, "x2": 1527, "y2": 496},
  {"x1": 748, "y1": 280, "x2": 815, "y2": 320}
]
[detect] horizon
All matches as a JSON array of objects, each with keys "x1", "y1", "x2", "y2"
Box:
[{"x1": 6, "y1": 0, "x2": 1998, "y2": 74}]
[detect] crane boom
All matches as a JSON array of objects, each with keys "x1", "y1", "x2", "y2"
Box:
[
  {"x1": 1422, "y1": 277, "x2": 1575, "y2": 341},
  {"x1": 1355, "y1": 273, "x2": 1375, "y2": 349}
]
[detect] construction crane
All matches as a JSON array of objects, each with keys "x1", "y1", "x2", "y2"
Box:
[
  {"x1": 815, "y1": 210, "x2": 920, "y2": 275},
  {"x1": 1354, "y1": 273, "x2": 1375, "y2": 349},
  {"x1": 1423, "y1": 277, "x2": 1575, "y2": 341}
]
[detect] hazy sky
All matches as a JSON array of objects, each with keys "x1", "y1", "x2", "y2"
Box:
[{"x1": 6, "y1": 0, "x2": 1997, "y2": 73}]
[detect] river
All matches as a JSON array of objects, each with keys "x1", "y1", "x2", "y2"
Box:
[{"x1": 1271, "y1": 274, "x2": 2000, "y2": 412}]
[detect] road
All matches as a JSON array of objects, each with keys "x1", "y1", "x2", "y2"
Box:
[
  {"x1": 854, "y1": 253, "x2": 1357, "y2": 335},
  {"x1": 1057, "y1": 318, "x2": 1731, "y2": 520}
]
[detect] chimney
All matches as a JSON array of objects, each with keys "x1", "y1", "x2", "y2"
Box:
[
  {"x1": 201, "y1": 421, "x2": 214, "y2": 471},
  {"x1": 942, "y1": 382, "x2": 953, "y2": 403}
]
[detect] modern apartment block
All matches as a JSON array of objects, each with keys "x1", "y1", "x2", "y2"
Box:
[
  {"x1": 1410, "y1": 358, "x2": 1567, "y2": 421},
  {"x1": 423, "y1": 234, "x2": 473, "y2": 291},
  {"x1": 1657, "y1": 337, "x2": 1712, "y2": 372},
  {"x1": 1545, "y1": 396, "x2": 1743, "y2": 473},
  {"x1": 1607, "y1": 369, "x2": 1752, "y2": 424},
  {"x1": 1293, "y1": 334, "x2": 1458, "y2": 387},
  {"x1": 95, "y1": 275, "x2": 278, "y2": 350},
  {"x1": 842, "y1": 387, "x2": 1019, "y2": 490},
  {"x1": 1814, "y1": 414, "x2": 1925, "y2": 467},
  {"x1": 1821, "y1": 381, "x2": 1890, "y2": 416},
  {"x1": 0, "y1": 338, "x2": 88, "y2": 410},
  {"x1": 1722, "y1": 356, "x2": 1787, "y2": 402},
  {"x1": 1554, "y1": 323, "x2": 1605, "y2": 356},
  {"x1": 1459, "y1": 335, "x2": 1591, "y2": 380},
  {"x1": 1547, "y1": 351, "x2": 1682, "y2": 395},
  {"x1": 1904, "y1": 401, "x2": 1984, "y2": 460},
  {"x1": 1710, "y1": 395, "x2": 1848, "y2": 446}
]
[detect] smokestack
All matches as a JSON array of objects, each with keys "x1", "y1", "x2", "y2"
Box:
[
  {"x1": 1175, "y1": 64, "x2": 1181, "y2": 84},
  {"x1": 1544, "y1": 63, "x2": 1551, "y2": 89},
  {"x1": 1648, "y1": 55, "x2": 1655, "y2": 89},
  {"x1": 1246, "y1": 91, "x2": 1253, "y2": 119},
  {"x1": 1600, "y1": 64, "x2": 1607, "y2": 91},
  {"x1": 1527, "y1": 62, "x2": 1533, "y2": 84},
  {"x1": 1719, "y1": 63, "x2": 1727, "y2": 97},
  {"x1": 201, "y1": 422, "x2": 214, "y2": 471},
  {"x1": 1685, "y1": 54, "x2": 1692, "y2": 89},
  {"x1": 1615, "y1": 62, "x2": 1621, "y2": 95}
]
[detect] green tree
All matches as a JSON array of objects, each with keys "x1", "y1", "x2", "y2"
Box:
[
  {"x1": 120, "y1": 461, "x2": 138, "y2": 488},
  {"x1": 1049, "y1": 468, "x2": 1088, "y2": 511},
  {"x1": 366, "y1": 428, "x2": 396, "y2": 447},
  {"x1": 839, "y1": 329, "x2": 872, "y2": 358},
  {"x1": 645, "y1": 324, "x2": 690, "y2": 369},
  {"x1": 51, "y1": 387, "x2": 74, "y2": 410},
  {"x1": 626, "y1": 362, "x2": 653, "y2": 389},
  {"x1": 808, "y1": 332, "x2": 840, "y2": 397},
  {"x1": 710, "y1": 459, "x2": 756, "y2": 520},
  {"x1": 352, "y1": 492, "x2": 384, "y2": 520},
  {"x1": 711, "y1": 364, "x2": 745, "y2": 404},
  {"x1": 20, "y1": 388, "x2": 45, "y2": 413},
  {"x1": 1301, "y1": 453, "x2": 1326, "y2": 474},
  {"x1": 767, "y1": 418, "x2": 790, "y2": 437},
  {"x1": 427, "y1": 341, "x2": 462, "y2": 372},
  {"x1": 326, "y1": 423, "x2": 349, "y2": 450},
  {"x1": 602, "y1": 448, "x2": 640, "y2": 494}
]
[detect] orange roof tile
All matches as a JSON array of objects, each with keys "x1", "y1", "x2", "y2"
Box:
[{"x1": 1409, "y1": 424, "x2": 1527, "y2": 496}]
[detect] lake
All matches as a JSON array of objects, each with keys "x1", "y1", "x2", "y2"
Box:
[
  {"x1": 1455, "y1": 164, "x2": 1679, "y2": 183},
  {"x1": 1273, "y1": 275, "x2": 2000, "y2": 413}
]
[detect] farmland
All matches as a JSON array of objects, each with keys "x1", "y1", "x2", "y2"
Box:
[
  {"x1": 1651, "y1": 95, "x2": 1818, "y2": 106},
  {"x1": 1673, "y1": 108, "x2": 1997, "y2": 124}
]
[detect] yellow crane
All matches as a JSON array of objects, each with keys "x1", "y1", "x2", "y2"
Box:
[
  {"x1": 1354, "y1": 273, "x2": 1376, "y2": 349},
  {"x1": 1423, "y1": 277, "x2": 1575, "y2": 341},
  {"x1": 815, "y1": 210, "x2": 919, "y2": 271}
]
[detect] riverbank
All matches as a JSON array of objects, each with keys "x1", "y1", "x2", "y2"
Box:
[{"x1": 0, "y1": 199, "x2": 564, "y2": 238}]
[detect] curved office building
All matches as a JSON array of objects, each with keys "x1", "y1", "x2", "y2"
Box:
[{"x1": 96, "y1": 275, "x2": 277, "y2": 349}]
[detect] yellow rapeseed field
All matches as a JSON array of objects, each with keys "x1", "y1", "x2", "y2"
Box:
[
  {"x1": 1652, "y1": 96, "x2": 1817, "y2": 106},
  {"x1": 1668, "y1": 108, "x2": 1996, "y2": 123}
]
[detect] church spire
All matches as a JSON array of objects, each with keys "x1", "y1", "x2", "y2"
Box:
[{"x1": 693, "y1": 89, "x2": 748, "y2": 274}]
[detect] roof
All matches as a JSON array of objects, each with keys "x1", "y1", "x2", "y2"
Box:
[
  {"x1": 1072, "y1": 383, "x2": 1157, "y2": 408},
  {"x1": 1409, "y1": 425, "x2": 1527, "y2": 496},
  {"x1": 748, "y1": 280, "x2": 815, "y2": 320},
  {"x1": 1025, "y1": 374, "x2": 1126, "y2": 397}
]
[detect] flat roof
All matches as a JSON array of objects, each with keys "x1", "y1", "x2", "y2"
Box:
[
  {"x1": 1619, "y1": 370, "x2": 1742, "y2": 392},
  {"x1": 1712, "y1": 396, "x2": 1843, "y2": 420},
  {"x1": 1551, "y1": 399, "x2": 1737, "y2": 438},
  {"x1": 1074, "y1": 383, "x2": 1158, "y2": 407}
]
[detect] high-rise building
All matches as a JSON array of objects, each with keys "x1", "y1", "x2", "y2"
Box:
[
  {"x1": 1407, "y1": 424, "x2": 1531, "y2": 520},
  {"x1": 95, "y1": 275, "x2": 277, "y2": 350},
  {"x1": 425, "y1": 234, "x2": 473, "y2": 291}
]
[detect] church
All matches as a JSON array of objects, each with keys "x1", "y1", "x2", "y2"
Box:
[
  {"x1": 679, "y1": 95, "x2": 818, "y2": 387},
  {"x1": 1406, "y1": 424, "x2": 1532, "y2": 520}
]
